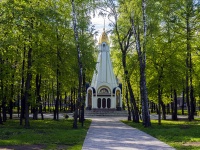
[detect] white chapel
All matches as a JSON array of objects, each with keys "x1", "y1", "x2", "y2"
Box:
[{"x1": 85, "y1": 29, "x2": 122, "y2": 110}]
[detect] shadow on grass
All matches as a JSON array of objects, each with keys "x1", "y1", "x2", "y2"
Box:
[
  {"x1": 0, "y1": 119, "x2": 91, "y2": 150},
  {"x1": 122, "y1": 119, "x2": 200, "y2": 150}
]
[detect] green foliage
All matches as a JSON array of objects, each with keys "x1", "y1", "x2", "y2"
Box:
[
  {"x1": 0, "y1": 0, "x2": 96, "y2": 119},
  {"x1": 109, "y1": 0, "x2": 200, "y2": 106},
  {"x1": 123, "y1": 119, "x2": 200, "y2": 150},
  {"x1": 0, "y1": 119, "x2": 91, "y2": 149}
]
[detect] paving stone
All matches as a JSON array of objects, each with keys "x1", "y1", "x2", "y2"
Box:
[{"x1": 82, "y1": 116, "x2": 175, "y2": 150}]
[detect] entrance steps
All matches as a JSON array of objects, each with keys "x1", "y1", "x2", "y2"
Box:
[{"x1": 85, "y1": 109, "x2": 128, "y2": 116}]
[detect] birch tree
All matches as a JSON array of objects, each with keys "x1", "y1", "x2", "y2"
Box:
[{"x1": 130, "y1": 0, "x2": 151, "y2": 127}]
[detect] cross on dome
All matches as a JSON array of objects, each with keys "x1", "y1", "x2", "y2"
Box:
[{"x1": 99, "y1": 17, "x2": 109, "y2": 45}]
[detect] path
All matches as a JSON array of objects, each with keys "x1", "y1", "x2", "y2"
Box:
[{"x1": 82, "y1": 116, "x2": 175, "y2": 150}]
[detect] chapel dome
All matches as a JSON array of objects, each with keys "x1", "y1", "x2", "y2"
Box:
[{"x1": 99, "y1": 29, "x2": 109, "y2": 45}]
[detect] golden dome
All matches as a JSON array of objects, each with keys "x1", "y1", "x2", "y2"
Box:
[{"x1": 99, "y1": 29, "x2": 109, "y2": 45}]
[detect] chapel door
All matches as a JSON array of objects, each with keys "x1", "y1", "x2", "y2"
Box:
[
  {"x1": 102, "y1": 98, "x2": 106, "y2": 108},
  {"x1": 97, "y1": 98, "x2": 101, "y2": 108}
]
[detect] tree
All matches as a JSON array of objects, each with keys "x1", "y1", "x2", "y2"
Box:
[
  {"x1": 171, "y1": 0, "x2": 200, "y2": 120},
  {"x1": 0, "y1": 0, "x2": 93, "y2": 126},
  {"x1": 129, "y1": 0, "x2": 151, "y2": 127},
  {"x1": 70, "y1": 0, "x2": 96, "y2": 128}
]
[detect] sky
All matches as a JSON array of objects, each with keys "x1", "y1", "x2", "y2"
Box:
[{"x1": 90, "y1": 13, "x2": 113, "y2": 41}]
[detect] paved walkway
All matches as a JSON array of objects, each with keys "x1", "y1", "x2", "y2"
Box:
[{"x1": 82, "y1": 116, "x2": 175, "y2": 150}]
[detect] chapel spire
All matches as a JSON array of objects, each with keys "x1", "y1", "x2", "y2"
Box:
[
  {"x1": 99, "y1": 17, "x2": 109, "y2": 44},
  {"x1": 103, "y1": 17, "x2": 105, "y2": 31}
]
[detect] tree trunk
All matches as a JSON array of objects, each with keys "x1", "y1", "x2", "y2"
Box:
[
  {"x1": 185, "y1": 73, "x2": 191, "y2": 120},
  {"x1": 54, "y1": 29, "x2": 60, "y2": 121},
  {"x1": 122, "y1": 60, "x2": 137, "y2": 122},
  {"x1": 9, "y1": 99, "x2": 13, "y2": 119},
  {"x1": 40, "y1": 104, "x2": 44, "y2": 120},
  {"x1": 172, "y1": 89, "x2": 178, "y2": 120},
  {"x1": 127, "y1": 79, "x2": 139, "y2": 123},
  {"x1": 70, "y1": 88, "x2": 73, "y2": 113},
  {"x1": 24, "y1": 17, "x2": 36, "y2": 128},
  {"x1": 2, "y1": 97, "x2": 7, "y2": 122},
  {"x1": 153, "y1": 102, "x2": 156, "y2": 113},
  {"x1": 9, "y1": 75, "x2": 14, "y2": 119},
  {"x1": 71, "y1": 0, "x2": 83, "y2": 129},
  {"x1": 20, "y1": 47, "x2": 26, "y2": 125},
  {"x1": 140, "y1": 0, "x2": 151, "y2": 127},
  {"x1": 34, "y1": 74, "x2": 43, "y2": 120},
  {"x1": 190, "y1": 85, "x2": 195, "y2": 119},
  {"x1": 160, "y1": 101, "x2": 166, "y2": 120},
  {"x1": 158, "y1": 84, "x2": 161, "y2": 125},
  {"x1": 59, "y1": 97, "x2": 61, "y2": 112},
  {"x1": 0, "y1": 58, "x2": 3, "y2": 124},
  {"x1": 55, "y1": 88, "x2": 59, "y2": 120},
  {"x1": 150, "y1": 102, "x2": 153, "y2": 113},
  {"x1": 54, "y1": 66, "x2": 60, "y2": 120},
  {"x1": 64, "y1": 92, "x2": 67, "y2": 112},
  {"x1": 17, "y1": 94, "x2": 20, "y2": 117},
  {"x1": 81, "y1": 71, "x2": 86, "y2": 127},
  {"x1": 167, "y1": 103, "x2": 170, "y2": 114},
  {"x1": 74, "y1": 88, "x2": 76, "y2": 112},
  {"x1": 186, "y1": 2, "x2": 193, "y2": 121},
  {"x1": 199, "y1": 95, "x2": 200, "y2": 111},
  {"x1": 44, "y1": 93, "x2": 47, "y2": 113},
  {"x1": 182, "y1": 89, "x2": 185, "y2": 115},
  {"x1": 0, "y1": 106, "x2": 2, "y2": 124},
  {"x1": 125, "y1": 84, "x2": 131, "y2": 121},
  {"x1": 0, "y1": 57, "x2": 6, "y2": 122},
  {"x1": 186, "y1": 75, "x2": 192, "y2": 118},
  {"x1": 131, "y1": 12, "x2": 151, "y2": 127},
  {"x1": 47, "y1": 93, "x2": 50, "y2": 112},
  {"x1": 24, "y1": 39, "x2": 33, "y2": 128},
  {"x1": 122, "y1": 51, "x2": 138, "y2": 122},
  {"x1": 51, "y1": 81, "x2": 54, "y2": 113}
]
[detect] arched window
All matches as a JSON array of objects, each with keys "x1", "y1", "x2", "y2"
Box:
[
  {"x1": 107, "y1": 98, "x2": 111, "y2": 108},
  {"x1": 99, "y1": 88, "x2": 109, "y2": 94}
]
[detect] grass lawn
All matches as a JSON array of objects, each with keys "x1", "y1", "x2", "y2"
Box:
[
  {"x1": 0, "y1": 118, "x2": 91, "y2": 150},
  {"x1": 122, "y1": 119, "x2": 200, "y2": 150}
]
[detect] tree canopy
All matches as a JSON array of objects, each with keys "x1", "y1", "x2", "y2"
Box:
[{"x1": 0, "y1": 0, "x2": 199, "y2": 127}]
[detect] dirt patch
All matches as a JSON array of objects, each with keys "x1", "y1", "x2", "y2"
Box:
[
  {"x1": 183, "y1": 142, "x2": 200, "y2": 146},
  {"x1": 0, "y1": 145, "x2": 69, "y2": 150},
  {"x1": 0, "y1": 145, "x2": 46, "y2": 150}
]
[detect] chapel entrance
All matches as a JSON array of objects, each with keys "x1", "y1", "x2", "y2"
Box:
[{"x1": 97, "y1": 98, "x2": 111, "y2": 109}]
